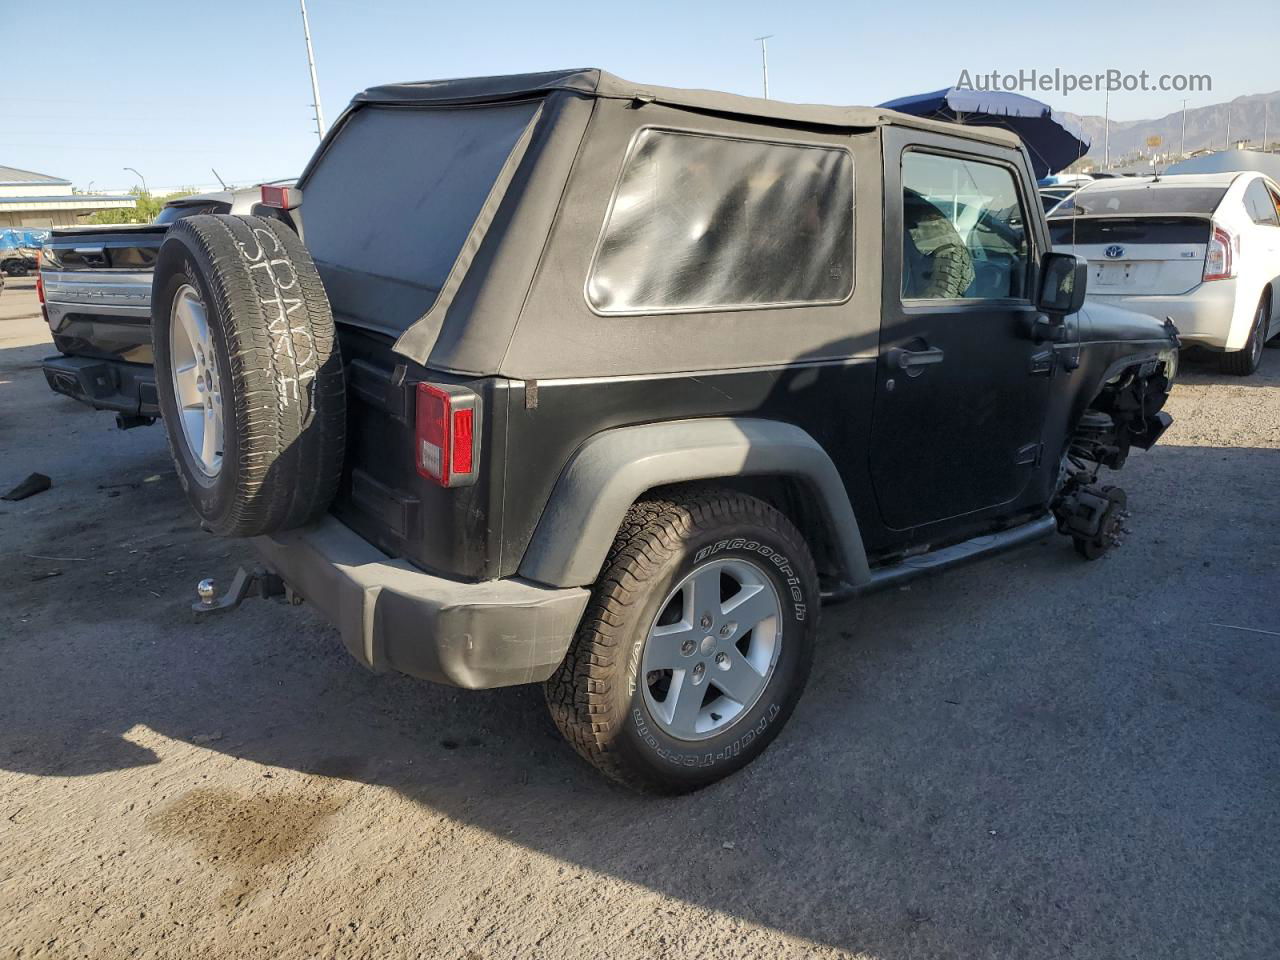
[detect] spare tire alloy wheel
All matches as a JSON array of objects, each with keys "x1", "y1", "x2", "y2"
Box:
[
  {"x1": 169, "y1": 284, "x2": 223, "y2": 478},
  {"x1": 546, "y1": 490, "x2": 818, "y2": 794},
  {"x1": 151, "y1": 215, "x2": 345, "y2": 538}
]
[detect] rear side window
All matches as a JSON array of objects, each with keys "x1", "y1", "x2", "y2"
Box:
[
  {"x1": 586, "y1": 129, "x2": 854, "y2": 314},
  {"x1": 1244, "y1": 179, "x2": 1280, "y2": 226},
  {"x1": 301, "y1": 101, "x2": 539, "y2": 331}
]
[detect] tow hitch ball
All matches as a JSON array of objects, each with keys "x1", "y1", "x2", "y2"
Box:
[
  {"x1": 192, "y1": 567, "x2": 297, "y2": 615},
  {"x1": 1054, "y1": 483, "x2": 1132, "y2": 561}
]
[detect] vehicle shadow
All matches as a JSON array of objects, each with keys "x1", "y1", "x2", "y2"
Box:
[{"x1": 4, "y1": 364, "x2": 1278, "y2": 960}]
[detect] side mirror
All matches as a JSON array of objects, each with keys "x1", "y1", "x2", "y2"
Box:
[{"x1": 1037, "y1": 251, "x2": 1087, "y2": 316}]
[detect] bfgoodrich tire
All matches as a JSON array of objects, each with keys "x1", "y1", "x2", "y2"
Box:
[
  {"x1": 152, "y1": 215, "x2": 345, "y2": 537},
  {"x1": 545, "y1": 489, "x2": 819, "y2": 794}
]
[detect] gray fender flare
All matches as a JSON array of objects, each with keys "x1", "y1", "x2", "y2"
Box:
[{"x1": 517, "y1": 417, "x2": 871, "y2": 588}]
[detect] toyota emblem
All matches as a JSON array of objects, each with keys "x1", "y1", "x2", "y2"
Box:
[{"x1": 1104, "y1": 244, "x2": 1125, "y2": 259}]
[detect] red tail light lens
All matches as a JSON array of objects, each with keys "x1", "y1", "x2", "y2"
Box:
[
  {"x1": 417, "y1": 386, "x2": 449, "y2": 482},
  {"x1": 35, "y1": 250, "x2": 45, "y2": 304},
  {"x1": 415, "y1": 383, "x2": 479, "y2": 487},
  {"x1": 452, "y1": 408, "x2": 474, "y2": 474},
  {"x1": 1203, "y1": 225, "x2": 1236, "y2": 281},
  {"x1": 260, "y1": 184, "x2": 296, "y2": 209}
]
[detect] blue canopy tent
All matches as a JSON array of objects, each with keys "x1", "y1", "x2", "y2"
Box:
[{"x1": 878, "y1": 88, "x2": 1090, "y2": 180}]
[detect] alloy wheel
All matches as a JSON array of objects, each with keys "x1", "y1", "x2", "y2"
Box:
[
  {"x1": 640, "y1": 558, "x2": 782, "y2": 741},
  {"x1": 169, "y1": 284, "x2": 224, "y2": 477}
]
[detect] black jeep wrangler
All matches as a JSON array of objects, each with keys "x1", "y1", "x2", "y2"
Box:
[{"x1": 153, "y1": 69, "x2": 1177, "y2": 793}]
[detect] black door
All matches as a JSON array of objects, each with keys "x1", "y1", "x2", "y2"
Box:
[{"x1": 870, "y1": 133, "x2": 1051, "y2": 532}]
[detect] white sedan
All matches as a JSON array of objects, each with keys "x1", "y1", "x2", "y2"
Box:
[{"x1": 1049, "y1": 172, "x2": 1280, "y2": 375}]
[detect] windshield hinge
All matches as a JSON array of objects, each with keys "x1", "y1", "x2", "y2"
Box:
[
  {"x1": 1029, "y1": 349, "x2": 1056, "y2": 376},
  {"x1": 1016, "y1": 442, "x2": 1043, "y2": 467}
]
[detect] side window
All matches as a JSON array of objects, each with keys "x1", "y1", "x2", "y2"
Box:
[
  {"x1": 902, "y1": 151, "x2": 1030, "y2": 301},
  {"x1": 586, "y1": 129, "x2": 854, "y2": 314},
  {"x1": 1244, "y1": 179, "x2": 1280, "y2": 226}
]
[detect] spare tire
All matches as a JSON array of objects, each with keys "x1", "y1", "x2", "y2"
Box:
[{"x1": 151, "y1": 214, "x2": 345, "y2": 537}]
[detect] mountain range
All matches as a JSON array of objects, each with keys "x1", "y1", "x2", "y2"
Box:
[{"x1": 1058, "y1": 91, "x2": 1280, "y2": 163}]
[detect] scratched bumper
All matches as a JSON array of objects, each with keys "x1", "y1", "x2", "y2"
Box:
[{"x1": 252, "y1": 517, "x2": 589, "y2": 689}]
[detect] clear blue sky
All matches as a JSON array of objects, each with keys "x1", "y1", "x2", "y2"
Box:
[{"x1": 6, "y1": 0, "x2": 1277, "y2": 194}]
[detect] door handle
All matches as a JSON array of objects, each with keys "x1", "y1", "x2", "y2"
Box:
[{"x1": 888, "y1": 345, "x2": 945, "y2": 377}]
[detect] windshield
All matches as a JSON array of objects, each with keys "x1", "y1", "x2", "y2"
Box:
[{"x1": 1050, "y1": 182, "x2": 1228, "y2": 217}]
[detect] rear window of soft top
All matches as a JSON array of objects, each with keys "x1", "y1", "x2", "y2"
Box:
[{"x1": 299, "y1": 101, "x2": 539, "y2": 335}]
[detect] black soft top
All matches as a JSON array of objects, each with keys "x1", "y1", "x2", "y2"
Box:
[
  {"x1": 350, "y1": 68, "x2": 1021, "y2": 146},
  {"x1": 299, "y1": 69, "x2": 1028, "y2": 378}
]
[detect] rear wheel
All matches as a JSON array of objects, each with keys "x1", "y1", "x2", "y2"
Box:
[
  {"x1": 1220, "y1": 294, "x2": 1268, "y2": 376},
  {"x1": 545, "y1": 489, "x2": 818, "y2": 794}
]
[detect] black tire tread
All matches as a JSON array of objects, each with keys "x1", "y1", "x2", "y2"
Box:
[
  {"x1": 544, "y1": 487, "x2": 816, "y2": 793},
  {"x1": 154, "y1": 214, "x2": 345, "y2": 537},
  {"x1": 924, "y1": 241, "x2": 976, "y2": 299}
]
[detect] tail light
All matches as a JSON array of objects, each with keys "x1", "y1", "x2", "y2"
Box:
[
  {"x1": 1203, "y1": 224, "x2": 1236, "y2": 281},
  {"x1": 35, "y1": 249, "x2": 45, "y2": 304},
  {"x1": 260, "y1": 184, "x2": 299, "y2": 210},
  {"x1": 415, "y1": 383, "x2": 480, "y2": 487}
]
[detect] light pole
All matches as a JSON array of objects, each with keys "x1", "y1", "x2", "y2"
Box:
[
  {"x1": 1180, "y1": 98, "x2": 1189, "y2": 158},
  {"x1": 300, "y1": 0, "x2": 326, "y2": 139},
  {"x1": 1103, "y1": 88, "x2": 1110, "y2": 169},
  {"x1": 1225, "y1": 105, "x2": 1231, "y2": 150},
  {"x1": 753, "y1": 35, "x2": 773, "y2": 99},
  {"x1": 123, "y1": 167, "x2": 148, "y2": 196}
]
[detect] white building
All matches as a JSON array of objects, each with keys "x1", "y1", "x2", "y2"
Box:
[{"x1": 0, "y1": 165, "x2": 135, "y2": 228}]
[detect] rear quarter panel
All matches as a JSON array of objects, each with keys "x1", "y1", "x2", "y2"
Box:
[
  {"x1": 330, "y1": 325, "x2": 512, "y2": 581},
  {"x1": 1222, "y1": 179, "x2": 1280, "y2": 347}
]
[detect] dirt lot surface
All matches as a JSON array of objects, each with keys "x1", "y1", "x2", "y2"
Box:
[{"x1": 2, "y1": 278, "x2": 1278, "y2": 959}]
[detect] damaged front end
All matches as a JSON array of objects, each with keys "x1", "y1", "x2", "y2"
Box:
[{"x1": 1053, "y1": 352, "x2": 1175, "y2": 559}]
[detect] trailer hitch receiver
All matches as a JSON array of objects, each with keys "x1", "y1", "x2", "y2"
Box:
[{"x1": 192, "y1": 567, "x2": 288, "y2": 615}]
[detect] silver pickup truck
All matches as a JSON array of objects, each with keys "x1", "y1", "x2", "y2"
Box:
[{"x1": 39, "y1": 188, "x2": 276, "y2": 425}]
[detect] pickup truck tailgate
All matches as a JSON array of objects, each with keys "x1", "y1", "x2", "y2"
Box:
[{"x1": 41, "y1": 224, "x2": 168, "y2": 363}]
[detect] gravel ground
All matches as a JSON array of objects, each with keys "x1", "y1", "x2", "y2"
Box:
[{"x1": 2, "y1": 279, "x2": 1278, "y2": 960}]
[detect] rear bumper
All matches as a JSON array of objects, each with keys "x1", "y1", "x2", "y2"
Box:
[
  {"x1": 1088, "y1": 280, "x2": 1240, "y2": 349},
  {"x1": 253, "y1": 517, "x2": 590, "y2": 689},
  {"x1": 44, "y1": 300, "x2": 154, "y2": 364},
  {"x1": 42, "y1": 354, "x2": 159, "y2": 415}
]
